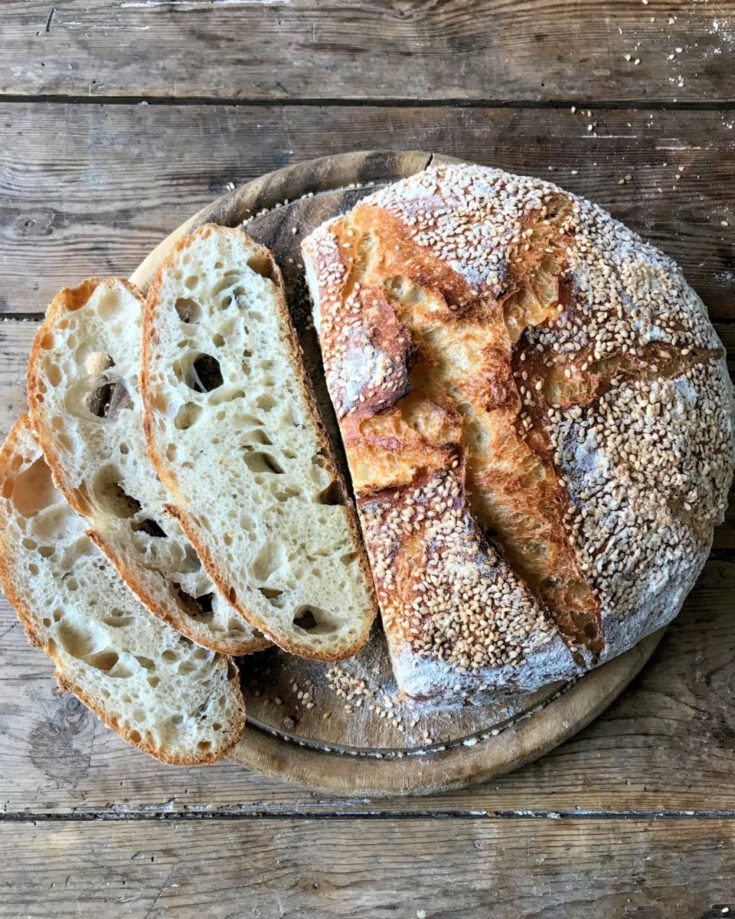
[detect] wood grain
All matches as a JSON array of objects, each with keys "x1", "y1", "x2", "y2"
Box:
[
  {"x1": 1, "y1": 104, "x2": 734, "y2": 318},
  {"x1": 1, "y1": 0, "x2": 734, "y2": 104},
  {"x1": 2, "y1": 818, "x2": 734, "y2": 917},
  {"x1": 2, "y1": 558, "x2": 734, "y2": 815}
]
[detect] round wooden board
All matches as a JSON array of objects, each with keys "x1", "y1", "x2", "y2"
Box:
[{"x1": 131, "y1": 150, "x2": 664, "y2": 796}]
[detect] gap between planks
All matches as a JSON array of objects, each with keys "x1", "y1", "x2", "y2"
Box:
[
  {"x1": 1, "y1": 95, "x2": 735, "y2": 110},
  {"x1": 4, "y1": 810, "x2": 735, "y2": 822}
]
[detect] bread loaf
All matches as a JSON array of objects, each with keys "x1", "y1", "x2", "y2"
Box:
[
  {"x1": 141, "y1": 224, "x2": 377, "y2": 660},
  {"x1": 0, "y1": 417, "x2": 245, "y2": 763},
  {"x1": 27, "y1": 277, "x2": 267, "y2": 655},
  {"x1": 303, "y1": 163, "x2": 735, "y2": 699}
]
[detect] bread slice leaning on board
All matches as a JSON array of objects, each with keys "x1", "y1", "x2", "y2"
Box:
[
  {"x1": 141, "y1": 223, "x2": 378, "y2": 660},
  {"x1": 26, "y1": 277, "x2": 267, "y2": 656},
  {"x1": 302, "y1": 163, "x2": 735, "y2": 701},
  {"x1": 0, "y1": 416, "x2": 245, "y2": 764}
]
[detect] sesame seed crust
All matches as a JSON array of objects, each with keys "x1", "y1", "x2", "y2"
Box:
[{"x1": 302, "y1": 163, "x2": 735, "y2": 701}]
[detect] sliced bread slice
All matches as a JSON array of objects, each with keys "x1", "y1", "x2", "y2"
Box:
[
  {"x1": 0, "y1": 416, "x2": 245, "y2": 764},
  {"x1": 27, "y1": 277, "x2": 268, "y2": 655},
  {"x1": 141, "y1": 224, "x2": 377, "y2": 660}
]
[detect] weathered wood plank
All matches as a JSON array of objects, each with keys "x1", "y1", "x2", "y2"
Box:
[
  {"x1": 1, "y1": 0, "x2": 734, "y2": 103},
  {"x1": 2, "y1": 103, "x2": 733, "y2": 319},
  {"x1": 1, "y1": 818, "x2": 734, "y2": 917},
  {"x1": 2, "y1": 559, "x2": 734, "y2": 815}
]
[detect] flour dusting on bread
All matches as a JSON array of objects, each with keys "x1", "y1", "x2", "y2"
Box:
[{"x1": 303, "y1": 163, "x2": 735, "y2": 700}]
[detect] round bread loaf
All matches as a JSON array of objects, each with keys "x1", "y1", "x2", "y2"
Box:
[{"x1": 303, "y1": 163, "x2": 735, "y2": 700}]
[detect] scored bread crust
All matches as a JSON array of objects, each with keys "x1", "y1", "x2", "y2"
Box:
[
  {"x1": 141, "y1": 224, "x2": 378, "y2": 661},
  {"x1": 303, "y1": 163, "x2": 735, "y2": 700},
  {"x1": 0, "y1": 416, "x2": 245, "y2": 765},
  {"x1": 26, "y1": 277, "x2": 268, "y2": 656}
]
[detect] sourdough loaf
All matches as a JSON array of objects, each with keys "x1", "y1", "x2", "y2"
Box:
[
  {"x1": 141, "y1": 224, "x2": 377, "y2": 660},
  {"x1": 302, "y1": 163, "x2": 735, "y2": 699},
  {"x1": 0, "y1": 417, "x2": 245, "y2": 763},
  {"x1": 27, "y1": 277, "x2": 267, "y2": 655}
]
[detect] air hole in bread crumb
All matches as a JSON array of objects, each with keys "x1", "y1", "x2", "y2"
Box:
[
  {"x1": 317, "y1": 481, "x2": 344, "y2": 506},
  {"x1": 197, "y1": 740, "x2": 212, "y2": 752},
  {"x1": 101, "y1": 610, "x2": 134, "y2": 628},
  {"x1": 87, "y1": 650, "x2": 133, "y2": 677},
  {"x1": 56, "y1": 620, "x2": 98, "y2": 660},
  {"x1": 174, "y1": 402, "x2": 203, "y2": 431},
  {"x1": 175, "y1": 296, "x2": 202, "y2": 323},
  {"x1": 134, "y1": 655, "x2": 156, "y2": 671},
  {"x1": 10, "y1": 456, "x2": 56, "y2": 517},
  {"x1": 255, "y1": 393, "x2": 276, "y2": 411},
  {"x1": 162, "y1": 650, "x2": 178, "y2": 663},
  {"x1": 119, "y1": 443, "x2": 129, "y2": 455},
  {"x1": 179, "y1": 544, "x2": 202, "y2": 574},
  {"x1": 129, "y1": 730, "x2": 141, "y2": 744},
  {"x1": 258, "y1": 586, "x2": 285, "y2": 608},
  {"x1": 38, "y1": 331, "x2": 54, "y2": 350},
  {"x1": 92, "y1": 466, "x2": 141, "y2": 518},
  {"x1": 248, "y1": 429, "x2": 273, "y2": 446},
  {"x1": 132, "y1": 518, "x2": 167, "y2": 538},
  {"x1": 246, "y1": 251, "x2": 275, "y2": 280},
  {"x1": 43, "y1": 617, "x2": 51, "y2": 627},
  {"x1": 28, "y1": 563, "x2": 39, "y2": 576},
  {"x1": 86, "y1": 379, "x2": 133, "y2": 420},
  {"x1": 212, "y1": 333, "x2": 225, "y2": 348},
  {"x1": 174, "y1": 586, "x2": 215, "y2": 624},
  {"x1": 174, "y1": 352, "x2": 223, "y2": 393},
  {"x1": 46, "y1": 363, "x2": 62, "y2": 387},
  {"x1": 193, "y1": 648, "x2": 210, "y2": 661},
  {"x1": 166, "y1": 443, "x2": 177, "y2": 462},
  {"x1": 178, "y1": 661, "x2": 196, "y2": 675},
  {"x1": 38, "y1": 545, "x2": 55, "y2": 558},
  {"x1": 242, "y1": 451, "x2": 284, "y2": 475},
  {"x1": 293, "y1": 607, "x2": 336, "y2": 634}
]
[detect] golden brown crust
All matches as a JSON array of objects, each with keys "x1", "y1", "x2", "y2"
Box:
[
  {"x1": 141, "y1": 224, "x2": 377, "y2": 662},
  {"x1": 304, "y1": 162, "x2": 735, "y2": 698},
  {"x1": 306, "y1": 199, "x2": 599, "y2": 670}
]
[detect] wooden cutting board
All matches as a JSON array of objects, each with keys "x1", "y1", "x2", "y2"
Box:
[{"x1": 130, "y1": 150, "x2": 663, "y2": 796}]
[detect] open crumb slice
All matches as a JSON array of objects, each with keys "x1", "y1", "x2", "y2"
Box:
[
  {"x1": 141, "y1": 224, "x2": 377, "y2": 661},
  {"x1": 27, "y1": 276, "x2": 268, "y2": 655},
  {"x1": 0, "y1": 416, "x2": 245, "y2": 764}
]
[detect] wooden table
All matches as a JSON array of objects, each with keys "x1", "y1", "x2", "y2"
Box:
[{"x1": 1, "y1": 2, "x2": 734, "y2": 914}]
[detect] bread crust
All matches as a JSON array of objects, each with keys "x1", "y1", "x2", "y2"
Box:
[
  {"x1": 303, "y1": 163, "x2": 735, "y2": 699},
  {"x1": 26, "y1": 276, "x2": 267, "y2": 656},
  {"x1": 0, "y1": 416, "x2": 245, "y2": 765},
  {"x1": 141, "y1": 224, "x2": 378, "y2": 662}
]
